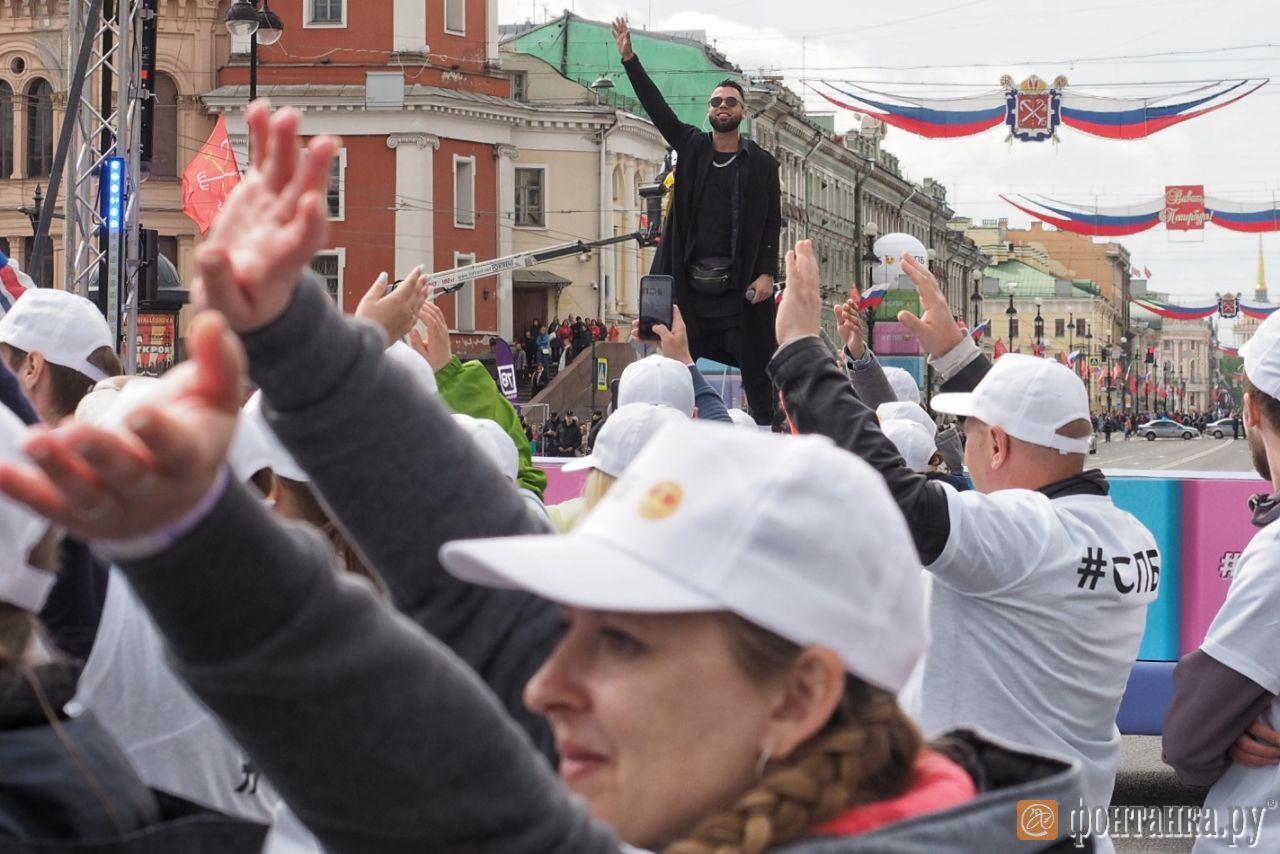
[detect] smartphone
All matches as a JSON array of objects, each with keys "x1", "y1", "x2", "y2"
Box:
[{"x1": 639, "y1": 274, "x2": 675, "y2": 340}]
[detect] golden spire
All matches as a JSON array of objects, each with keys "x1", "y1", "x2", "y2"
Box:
[{"x1": 1259, "y1": 235, "x2": 1269, "y2": 304}]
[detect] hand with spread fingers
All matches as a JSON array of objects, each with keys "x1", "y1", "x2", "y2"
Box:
[
  {"x1": 193, "y1": 99, "x2": 338, "y2": 334},
  {"x1": 775, "y1": 240, "x2": 823, "y2": 348},
  {"x1": 835, "y1": 298, "x2": 868, "y2": 358},
  {"x1": 0, "y1": 312, "x2": 245, "y2": 541},
  {"x1": 895, "y1": 252, "x2": 965, "y2": 360},
  {"x1": 611, "y1": 17, "x2": 635, "y2": 61},
  {"x1": 1230, "y1": 718, "x2": 1280, "y2": 768},
  {"x1": 410, "y1": 298, "x2": 455, "y2": 373},
  {"x1": 357, "y1": 267, "x2": 428, "y2": 344}
]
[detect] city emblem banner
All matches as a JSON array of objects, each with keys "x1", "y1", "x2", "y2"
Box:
[{"x1": 182, "y1": 115, "x2": 242, "y2": 235}]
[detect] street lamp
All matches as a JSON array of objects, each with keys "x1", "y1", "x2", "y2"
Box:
[
  {"x1": 969, "y1": 273, "x2": 984, "y2": 331},
  {"x1": 1033, "y1": 297, "x2": 1044, "y2": 352},
  {"x1": 860, "y1": 223, "x2": 880, "y2": 340},
  {"x1": 1084, "y1": 322, "x2": 1094, "y2": 402},
  {"x1": 225, "y1": 0, "x2": 284, "y2": 104},
  {"x1": 591, "y1": 74, "x2": 615, "y2": 106},
  {"x1": 1005, "y1": 282, "x2": 1019, "y2": 350}
]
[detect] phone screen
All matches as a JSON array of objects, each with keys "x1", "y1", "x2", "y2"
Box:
[{"x1": 639, "y1": 274, "x2": 675, "y2": 339}]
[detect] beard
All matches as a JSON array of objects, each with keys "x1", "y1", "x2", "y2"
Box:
[
  {"x1": 1249, "y1": 428, "x2": 1272, "y2": 481},
  {"x1": 710, "y1": 113, "x2": 742, "y2": 133}
]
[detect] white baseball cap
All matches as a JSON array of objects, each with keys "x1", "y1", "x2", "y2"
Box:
[
  {"x1": 0, "y1": 288, "x2": 114, "y2": 382},
  {"x1": 441, "y1": 420, "x2": 928, "y2": 694},
  {"x1": 452, "y1": 413, "x2": 519, "y2": 483},
  {"x1": 876, "y1": 401, "x2": 937, "y2": 439},
  {"x1": 883, "y1": 366, "x2": 921, "y2": 404},
  {"x1": 238, "y1": 392, "x2": 309, "y2": 483},
  {"x1": 882, "y1": 419, "x2": 936, "y2": 474},
  {"x1": 618, "y1": 354, "x2": 695, "y2": 417},
  {"x1": 1240, "y1": 311, "x2": 1280, "y2": 400},
  {"x1": 0, "y1": 403, "x2": 56, "y2": 612},
  {"x1": 562, "y1": 403, "x2": 687, "y2": 478},
  {"x1": 931, "y1": 354, "x2": 1092, "y2": 455},
  {"x1": 384, "y1": 341, "x2": 439, "y2": 398}
]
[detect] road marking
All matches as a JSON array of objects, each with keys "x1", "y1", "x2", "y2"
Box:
[{"x1": 1156, "y1": 438, "x2": 1238, "y2": 470}]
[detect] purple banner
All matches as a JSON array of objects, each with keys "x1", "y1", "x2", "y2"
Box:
[{"x1": 493, "y1": 338, "x2": 519, "y2": 403}]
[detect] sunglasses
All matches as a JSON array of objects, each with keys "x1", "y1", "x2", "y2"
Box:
[{"x1": 709, "y1": 96, "x2": 740, "y2": 109}]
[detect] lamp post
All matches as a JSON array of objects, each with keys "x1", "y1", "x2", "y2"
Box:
[
  {"x1": 1005, "y1": 282, "x2": 1019, "y2": 351},
  {"x1": 1084, "y1": 322, "x2": 1094, "y2": 404},
  {"x1": 225, "y1": 0, "x2": 284, "y2": 105},
  {"x1": 861, "y1": 223, "x2": 880, "y2": 340},
  {"x1": 969, "y1": 273, "x2": 984, "y2": 330},
  {"x1": 1033, "y1": 297, "x2": 1044, "y2": 354}
]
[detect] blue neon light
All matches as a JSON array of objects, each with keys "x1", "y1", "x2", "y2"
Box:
[{"x1": 105, "y1": 157, "x2": 126, "y2": 234}]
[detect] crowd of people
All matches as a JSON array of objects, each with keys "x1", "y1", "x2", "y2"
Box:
[
  {"x1": 518, "y1": 315, "x2": 620, "y2": 377},
  {"x1": 3, "y1": 102, "x2": 1280, "y2": 854}
]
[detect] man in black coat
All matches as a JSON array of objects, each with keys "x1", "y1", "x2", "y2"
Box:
[{"x1": 613, "y1": 17, "x2": 782, "y2": 426}]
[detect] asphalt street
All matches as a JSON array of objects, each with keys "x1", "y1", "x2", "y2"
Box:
[
  {"x1": 1111, "y1": 736, "x2": 1205, "y2": 854},
  {"x1": 1090, "y1": 433, "x2": 1258, "y2": 474}
]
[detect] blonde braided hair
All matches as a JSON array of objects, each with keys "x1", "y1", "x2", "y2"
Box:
[{"x1": 666, "y1": 616, "x2": 923, "y2": 854}]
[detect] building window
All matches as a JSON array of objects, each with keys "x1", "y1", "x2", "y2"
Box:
[
  {"x1": 445, "y1": 0, "x2": 465, "y2": 34},
  {"x1": 327, "y1": 148, "x2": 346, "y2": 220},
  {"x1": 310, "y1": 249, "x2": 345, "y2": 309},
  {"x1": 511, "y1": 71, "x2": 528, "y2": 102},
  {"x1": 611, "y1": 165, "x2": 623, "y2": 202},
  {"x1": 1009, "y1": 318, "x2": 1019, "y2": 340},
  {"x1": 514, "y1": 166, "x2": 546, "y2": 228},
  {"x1": 1054, "y1": 318, "x2": 1065, "y2": 337},
  {"x1": 454, "y1": 252, "x2": 476, "y2": 331},
  {"x1": 0, "y1": 81, "x2": 12, "y2": 179},
  {"x1": 1076, "y1": 318, "x2": 1086, "y2": 337},
  {"x1": 22, "y1": 236, "x2": 54, "y2": 288},
  {"x1": 25, "y1": 79, "x2": 53, "y2": 178},
  {"x1": 306, "y1": 0, "x2": 346, "y2": 26},
  {"x1": 150, "y1": 72, "x2": 179, "y2": 178},
  {"x1": 453, "y1": 155, "x2": 475, "y2": 228}
]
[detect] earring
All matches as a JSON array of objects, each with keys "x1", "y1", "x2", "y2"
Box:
[{"x1": 755, "y1": 743, "x2": 775, "y2": 782}]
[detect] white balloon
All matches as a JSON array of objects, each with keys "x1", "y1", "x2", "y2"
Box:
[{"x1": 871, "y1": 233, "x2": 928, "y2": 288}]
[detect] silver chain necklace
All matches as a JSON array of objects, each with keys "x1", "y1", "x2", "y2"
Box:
[{"x1": 712, "y1": 152, "x2": 739, "y2": 168}]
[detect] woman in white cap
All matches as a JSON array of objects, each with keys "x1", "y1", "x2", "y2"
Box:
[{"x1": 0, "y1": 401, "x2": 267, "y2": 852}]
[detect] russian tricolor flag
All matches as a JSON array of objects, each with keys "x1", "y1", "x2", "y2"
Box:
[
  {"x1": 0, "y1": 252, "x2": 32, "y2": 318},
  {"x1": 970, "y1": 318, "x2": 991, "y2": 341},
  {"x1": 856, "y1": 284, "x2": 888, "y2": 310}
]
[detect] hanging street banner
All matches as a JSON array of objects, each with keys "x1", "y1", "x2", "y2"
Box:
[
  {"x1": 809, "y1": 77, "x2": 1266, "y2": 144},
  {"x1": 493, "y1": 337, "x2": 520, "y2": 403},
  {"x1": 1002, "y1": 190, "x2": 1280, "y2": 236}
]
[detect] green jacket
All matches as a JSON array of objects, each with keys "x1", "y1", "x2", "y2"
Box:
[{"x1": 436, "y1": 357, "x2": 547, "y2": 500}]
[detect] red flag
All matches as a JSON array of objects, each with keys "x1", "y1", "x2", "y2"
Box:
[
  {"x1": 1144, "y1": 266, "x2": 1153, "y2": 278},
  {"x1": 993, "y1": 339, "x2": 1008, "y2": 359},
  {"x1": 1112, "y1": 362, "x2": 1122, "y2": 383},
  {"x1": 182, "y1": 115, "x2": 241, "y2": 235},
  {"x1": 1129, "y1": 368, "x2": 1138, "y2": 395},
  {"x1": 1157, "y1": 383, "x2": 1167, "y2": 399}
]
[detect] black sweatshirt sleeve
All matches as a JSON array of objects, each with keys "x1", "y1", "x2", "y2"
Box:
[
  {"x1": 1163, "y1": 649, "x2": 1275, "y2": 788},
  {"x1": 769, "y1": 336, "x2": 953, "y2": 564},
  {"x1": 622, "y1": 54, "x2": 699, "y2": 150},
  {"x1": 240, "y1": 278, "x2": 560, "y2": 762},
  {"x1": 756, "y1": 160, "x2": 782, "y2": 280}
]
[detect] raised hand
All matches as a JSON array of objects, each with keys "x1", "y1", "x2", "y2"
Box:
[
  {"x1": 775, "y1": 240, "x2": 822, "y2": 348},
  {"x1": 612, "y1": 17, "x2": 635, "y2": 61},
  {"x1": 0, "y1": 312, "x2": 245, "y2": 541},
  {"x1": 194, "y1": 100, "x2": 338, "y2": 333},
  {"x1": 410, "y1": 298, "x2": 454, "y2": 373},
  {"x1": 647, "y1": 305, "x2": 694, "y2": 364},
  {"x1": 895, "y1": 253, "x2": 965, "y2": 360},
  {"x1": 356, "y1": 266, "x2": 428, "y2": 344},
  {"x1": 835, "y1": 298, "x2": 868, "y2": 358}
]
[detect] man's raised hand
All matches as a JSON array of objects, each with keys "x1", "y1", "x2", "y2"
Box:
[
  {"x1": 194, "y1": 100, "x2": 338, "y2": 333},
  {"x1": 775, "y1": 240, "x2": 822, "y2": 348},
  {"x1": 895, "y1": 252, "x2": 965, "y2": 360},
  {"x1": 835, "y1": 298, "x2": 867, "y2": 358},
  {"x1": 612, "y1": 17, "x2": 635, "y2": 61},
  {"x1": 357, "y1": 267, "x2": 428, "y2": 344},
  {"x1": 410, "y1": 298, "x2": 454, "y2": 373}
]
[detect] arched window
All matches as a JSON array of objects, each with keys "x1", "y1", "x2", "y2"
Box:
[
  {"x1": 0, "y1": 81, "x2": 13, "y2": 179},
  {"x1": 611, "y1": 165, "x2": 623, "y2": 203},
  {"x1": 150, "y1": 72, "x2": 179, "y2": 178},
  {"x1": 25, "y1": 79, "x2": 53, "y2": 178}
]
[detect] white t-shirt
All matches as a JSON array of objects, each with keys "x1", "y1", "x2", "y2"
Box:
[
  {"x1": 70, "y1": 570, "x2": 323, "y2": 854},
  {"x1": 922, "y1": 486, "x2": 1159, "y2": 814},
  {"x1": 1194, "y1": 519, "x2": 1280, "y2": 853}
]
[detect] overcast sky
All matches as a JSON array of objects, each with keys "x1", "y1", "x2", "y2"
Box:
[{"x1": 500, "y1": 0, "x2": 1278, "y2": 317}]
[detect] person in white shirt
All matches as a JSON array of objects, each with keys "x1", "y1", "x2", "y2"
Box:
[
  {"x1": 1164, "y1": 310, "x2": 1280, "y2": 852},
  {"x1": 769, "y1": 241, "x2": 1159, "y2": 845}
]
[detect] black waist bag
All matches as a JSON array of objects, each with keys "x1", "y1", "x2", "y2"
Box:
[{"x1": 689, "y1": 257, "x2": 735, "y2": 296}]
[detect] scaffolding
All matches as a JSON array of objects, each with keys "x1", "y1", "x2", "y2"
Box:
[{"x1": 62, "y1": 0, "x2": 146, "y2": 372}]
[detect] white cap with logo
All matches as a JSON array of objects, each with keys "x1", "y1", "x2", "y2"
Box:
[
  {"x1": 618, "y1": 354, "x2": 695, "y2": 417},
  {"x1": 883, "y1": 366, "x2": 921, "y2": 404},
  {"x1": 1241, "y1": 311, "x2": 1280, "y2": 400},
  {"x1": 877, "y1": 401, "x2": 937, "y2": 439},
  {"x1": 563, "y1": 403, "x2": 687, "y2": 478},
  {"x1": 931, "y1": 353, "x2": 1091, "y2": 455},
  {"x1": 0, "y1": 404, "x2": 56, "y2": 612},
  {"x1": 0, "y1": 289, "x2": 114, "y2": 382},
  {"x1": 442, "y1": 420, "x2": 928, "y2": 694}
]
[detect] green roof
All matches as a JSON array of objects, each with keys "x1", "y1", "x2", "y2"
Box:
[
  {"x1": 985, "y1": 259, "x2": 1099, "y2": 298},
  {"x1": 507, "y1": 14, "x2": 741, "y2": 130}
]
